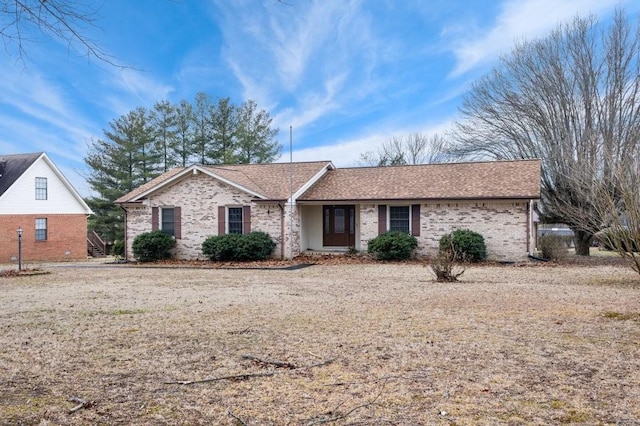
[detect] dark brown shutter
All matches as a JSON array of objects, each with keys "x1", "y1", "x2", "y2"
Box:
[
  {"x1": 378, "y1": 204, "x2": 387, "y2": 235},
  {"x1": 411, "y1": 204, "x2": 420, "y2": 237},
  {"x1": 174, "y1": 206, "x2": 182, "y2": 239},
  {"x1": 152, "y1": 207, "x2": 159, "y2": 231},
  {"x1": 243, "y1": 205, "x2": 251, "y2": 234},
  {"x1": 218, "y1": 206, "x2": 226, "y2": 235}
]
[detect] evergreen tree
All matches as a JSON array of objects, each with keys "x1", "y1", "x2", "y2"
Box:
[
  {"x1": 153, "y1": 100, "x2": 178, "y2": 172},
  {"x1": 192, "y1": 91, "x2": 213, "y2": 164},
  {"x1": 235, "y1": 100, "x2": 280, "y2": 163},
  {"x1": 175, "y1": 100, "x2": 195, "y2": 166},
  {"x1": 84, "y1": 107, "x2": 161, "y2": 244},
  {"x1": 211, "y1": 97, "x2": 238, "y2": 164}
]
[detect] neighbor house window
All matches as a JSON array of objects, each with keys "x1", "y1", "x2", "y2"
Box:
[
  {"x1": 161, "y1": 208, "x2": 175, "y2": 237},
  {"x1": 389, "y1": 206, "x2": 410, "y2": 233},
  {"x1": 35, "y1": 177, "x2": 47, "y2": 200},
  {"x1": 228, "y1": 207, "x2": 243, "y2": 234},
  {"x1": 35, "y1": 218, "x2": 48, "y2": 241}
]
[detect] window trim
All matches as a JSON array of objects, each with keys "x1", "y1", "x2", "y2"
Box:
[
  {"x1": 35, "y1": 177, "x2": 48, "y2": 200},
  {"x1": 160, "y1": 207, "x2": 175, "y2": 237},
  {"x1": 388, "y1": 205, "x2": 412, "y2": 234},
  {"x1": 227, "y1": 206, "x2": 244, "y2": 235},
  {"x1": 35, "y1": 218, "x2": 48, "y2": 241}
]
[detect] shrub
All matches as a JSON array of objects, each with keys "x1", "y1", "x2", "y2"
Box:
[
  {"x1": 367, "y1": 231, "x2": 418, "y2": 260},
  {"x1": 439, "y1": 229, "x2": 487, "y2": 263},
  {"x1": 430, "y1": 247, "x2": 465, "y2": 282},
  {"x1": 538, "y1": 234, "x2": 568, "y2": 261},
  {"x1": 132, "y1": 230, "x2": 176, "y2": 262},
  {"x1": 202, "y1": 231, "x2": 275, "y2": 261},
  {"x1": 111, "y1": 240, "x2": 125, "y2": 258}
]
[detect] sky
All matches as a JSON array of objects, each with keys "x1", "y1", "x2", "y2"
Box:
[{"x1": 0, "y1": 0, "x2": 636, "y2": 197}]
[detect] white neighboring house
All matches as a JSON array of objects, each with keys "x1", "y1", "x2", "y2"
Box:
[{"x1": 0, "y1": 152, "x2": 93, "y2": 263}]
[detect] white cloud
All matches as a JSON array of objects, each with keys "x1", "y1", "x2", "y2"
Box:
[
  {"x1": 449, "y1": 0, "x2": 621, "y2": 77},
  {"x1": 103, "y1": 68, "x2": 174, "y2": 114}
]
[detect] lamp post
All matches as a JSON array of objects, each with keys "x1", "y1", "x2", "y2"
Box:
[{"x1": 17, "y1": 226, "x2": 23, "y2": 271}]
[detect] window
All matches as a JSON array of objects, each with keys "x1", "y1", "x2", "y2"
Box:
[
  {"x1": 35, "y1": 177, "x2": 47, "y2": 200},
  {"x1": 389, "y1": 206, "x2": 410, "y2": 233},
  {"x1": 35, "y1": 218, "x2": 47, "y2": 241},
  {"x1": 228, "y1": 207, "x2": 243, "y2": 234},
  {"x1": 161, "y1": 208, "x2": 175, "y2": 237}
]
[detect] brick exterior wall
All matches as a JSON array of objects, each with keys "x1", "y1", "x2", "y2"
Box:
[
  {"x1": 123, "y1": 173, "x2": 286, "y2": 260},
  {"x1": 122, "y1": 171, "x2": 531, "y2": 262},
  {"x1": 0, "y1": 214, "x2": 88, "y2": 263},
  {"x1": 359, "y1": 201, "x2": 530, "y2": 261}
]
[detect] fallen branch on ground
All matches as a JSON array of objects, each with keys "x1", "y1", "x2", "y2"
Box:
[
  {"x1": 242, "y1": 354, "x2": 297, "y2": 369},
  {"x1": 164, "y1": 357, "x2": 336, "y2": 385},
  {"x1": 164, "y1": 371, "x2": 275, "y2": 385},
  {"x1": 305, "y1": 379, "x2": 388, "y2": 425},
  {"x1": 67, "y1": 396, "x2": 93, "y2": 414},
  {"x1": 227, "y1": 408, "x2": 248, "y2": 425}
]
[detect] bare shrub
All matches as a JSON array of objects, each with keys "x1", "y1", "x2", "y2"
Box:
[
  {"x1": 538, "y1": 234, "x2": 568, "y2": 261},
  {"x1": 430, "y1": 248, "x2": 465, "y2": 282}
]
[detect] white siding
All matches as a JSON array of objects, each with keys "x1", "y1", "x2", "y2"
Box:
[{"x1": 0, "y1": 156, "x2": 91, "y2": 214}]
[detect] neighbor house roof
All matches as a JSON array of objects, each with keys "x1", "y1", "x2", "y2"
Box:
[
  {"x1": 115, "y1": 161, "x2": 334, "y2": 203},
  {"x1": 297, "y1": 159, "x2": 541, "y2": 201},
  {"x1": 0, "y1": 152, "x2": 41, "y2": 196}
]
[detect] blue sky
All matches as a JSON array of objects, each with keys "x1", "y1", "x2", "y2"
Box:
[{"x1": 0, "y1": 0, "x2": 635, "y2": 197}]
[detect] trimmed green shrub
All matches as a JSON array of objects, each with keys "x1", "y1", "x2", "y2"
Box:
[
  {"x1": 132, "y1": 230, "x2": 176, "y2": 262},
  {"x1": 439, "y1": 229, "x2": 487, "y2": 263},
  {"x1": 111, "y1": 240, "x2": 125, "y2": 258},
  {"x1": 367, "y1": 231, "x2": 418, "y2": 260},
  {"x1": 202, "y1": 231, "x2": 275, "y2": 261},
  {"x1": 538, "y1": 234, "x2": 568, "y2": 261}
]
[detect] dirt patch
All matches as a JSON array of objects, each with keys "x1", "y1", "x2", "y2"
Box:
[{"x1": 0, "y1": 261, "x2": 639, "y2": 424}]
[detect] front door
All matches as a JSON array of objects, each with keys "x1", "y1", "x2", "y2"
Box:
[{"x1": 323, "y1": 205, "x2": 355, "y2": 247}]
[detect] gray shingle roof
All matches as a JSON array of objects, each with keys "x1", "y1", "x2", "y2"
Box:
[
  {"x1": 0, "y1": 152, "x2": 42, "y2": 196},
  {"x1": 297, "y1": 159, "x2": 541, "y2": 201}
]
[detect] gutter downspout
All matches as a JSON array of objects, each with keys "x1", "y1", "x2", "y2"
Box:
[
  {"x1": 120, "y1": 205, "x2": 128, "y2": 261},
  {"x1": 278, "y1": 202, "x2": 285, "y2": 259}
]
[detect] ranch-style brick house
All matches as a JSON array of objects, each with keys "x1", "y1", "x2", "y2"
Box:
[
  {"x1": 115, "y1": 159, "x2": 541, "y2": 262},
  {"x1": 0, "y1": 152, "x2": 93, "y2": 263}
]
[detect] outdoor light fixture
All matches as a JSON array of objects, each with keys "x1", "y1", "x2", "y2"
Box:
[{"x1": 17, "y1": 226, "x2": 23, "y2": 271}]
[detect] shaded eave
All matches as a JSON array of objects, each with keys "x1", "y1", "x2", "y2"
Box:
[{"x1": 296, "y1": 195, "x2": 540, "y2": 204}]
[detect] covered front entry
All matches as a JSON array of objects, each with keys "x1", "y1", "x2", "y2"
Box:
[{"x1": 323, "y1": 205, "x2": 355, "y2": 247}]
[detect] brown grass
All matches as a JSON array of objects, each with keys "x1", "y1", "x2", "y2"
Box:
[{"x1": 1, "y1": 260, "x2": 639, "y2": 425}]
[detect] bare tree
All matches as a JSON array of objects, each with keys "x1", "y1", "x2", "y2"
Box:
[
  {"x1": 452, "y1": 11, "x2": 640, "y2": 256},
  {"x1": 566, "y1": 156, "x2": 640, "y2": 273},
  {"x1": 1, "y1": 0, "x2": 119, "y2": 65},
  {"x1": 359, "y1": 133, "x2": 452, "y2": 166}
]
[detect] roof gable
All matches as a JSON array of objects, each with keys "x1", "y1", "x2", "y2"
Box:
[
  {"x1": 298, "y1": 159, "x2": 541, "y2": 201},
  {"x1": 0, "y1": 152, "x2": 40, "y2": 196},
  {"x1": 115, "y1": 161, "x2": 334, "y2": 203},
  {"x1": 0, "y1": 152, "x2": 93, "y2": 214}
]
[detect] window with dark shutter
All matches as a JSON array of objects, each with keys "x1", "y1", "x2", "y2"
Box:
[
  {"x1": 411, "y1": 204, "x2": 420, "y2": 237},
  {"x1": 228, "y1": 207, "x2": 243, "y2": 234},
  {"x1": 378, "y1": 205, "x2": 387, "y2": 235},
  {"x1": 243, "y1": 205, "x2": 251, "y2": 234},
  {"x1": 389, "y1": 206, "x2": 410, "y2": 233},
  {"x1": 152, "y1": 207, "x2": 159, "y2": 231},
  {"x1": 161, "y1": 208, "x2": 175, "y2": 236},
  {"x1": 218, "y1": 206, "x2": 226, "y2": 235},
  {"x1": 174, "y1": 207, "x2": 182, "y2": 239}
]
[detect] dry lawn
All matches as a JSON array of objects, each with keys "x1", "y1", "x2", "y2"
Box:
[{"x1": 1, "y1": 259, "x2": 639, "y2": 425}]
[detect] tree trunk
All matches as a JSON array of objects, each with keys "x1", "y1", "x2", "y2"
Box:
[{"x1": 573, "y1": 229, "x2": 593, "y2": 256}]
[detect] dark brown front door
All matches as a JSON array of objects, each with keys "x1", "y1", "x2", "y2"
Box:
[{"x1": 323, "y1": 205, "x2": 355, "y2": 247}]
